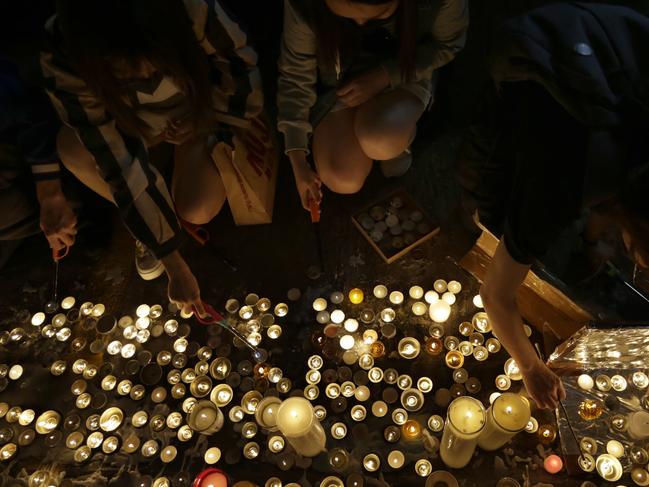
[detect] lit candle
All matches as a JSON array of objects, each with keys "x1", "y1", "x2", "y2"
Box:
[
  {"x1": 398, "y1": 338, "x2": 421, "y2": 359},
  {"x1": 409, "y1": 286, "x2": 424, "y2": 299},
  {"x1": 401, "y1": 389, "x2": 424, "y2": 412},
  {"x1": 633, "y1": 372, "x2": 649, "y2": 389},
  {"x1": 606, "y1": 440, "x2": 624, "y2": 458},
  {"x1": 412, "y1": 302, "x2": 427, "y2": 316},
  {"x1": 504, "y1": 358, "x2": 522, "y2": 381},
  {"x1": 351, "y1": 405, "x2": 366, "y2": 422},
  {"x1": 472, "y1": 294, "x2": 483, "y2": 308},
  {"x1": 425, "y1": 337, "x2": 443, "y2": 356},
  {"x1": 415, "y1": 459, "x2": 432, "y2": 477},
  {"x1": 371, "y1": 401, "x2": 388, "y2": 417},
  {"x1": 543, "y1": 454, "x2": 563, "y2": 474},
  {"x1": 348, "y1": 288, "x2": 364, "y2": 305},
  {"x1": 402, "y1": 419, "x2": 422, "y2": 441},
  {"x1": 276, "y1": 397, "x2": 326, "y2": 457},
  {"x1": 354, "y1": 386, "x2": 370, "y2": 402},
  {"x1": 433, "y1": 279, "x2": 447, "y2": 293},
  {"x1": 389, "y1": 291, "x2": 404, "y2": 305},
  {"x1": 368, "y1": 367, "x2": 384, "y2": 383},
  {"x1": 495, "y1": 375, "x2": 511, "y2": 391},
  {"x1": 525, "y1": 417, "x2": 538, "y2": 433},
  {"x1": 577, "y1": 374, "x2": 594, "y2": 391},
  {"x1": 331, "y1": 310, "x2": 345, "y2": 324},
  {"x1": 595, "y1": 454, "x2": 623, "y2": 482},
  {"x1": 472, "y1": 312, "x2": 491, "y2": 332},
  {"x1": 387, "y1": 450, "x2": 405, "y2": 469},
  {"x1": 580, "y1": 436, "x2": 597, "y2": 455},
  {"x1": 478, "y1": 393, "x2": 530, "y2": 451},
  {"x1": 339, "y1": 335, "x2": 355, "y2": 350},
  {"x1": 331, "y1": 422, "x2": 347, "y2": 439},
  {"x1": 628, "y1": 411, "x2": 649, "y2": 440},
  {"x1": 427, "y1": 415, "x2": 444, "y2": 432},
  {"x1": 417, "y1": 377, "x2": 433, "y2": 393},
  {"x1": 459, "y1": 322, "x2": 474, "y2": 336},
  {"x1": 429, "y1": 301, "x2": 451, "y2": 323},
  {"x1": 425, "y1": 290, "x2": 439, "y2": 304},
  {"x1": 632, "y1": 467, "x2": 649, "y2": 486},
  {"x1": 538, "y1": 424, "x2": 557, "y2": 444},
  {"x1": 373, "y1": 285, "x2": 388, "y2": 299},
  {"x1": 442, "y1": 292, "x2": 456, "y2": 305},
  {"x1": 344, "y1": 319, "x2": 359, "y2": 333},
  {"x1": 595, "y1": 374, "x2": 611, "y2": 391},
  {"x1": 611, "y1": 374, "x2": 627, "y2": 391},
  {"x1": 578, "y1": 453, "x2": 595, "y2": 473},
  {"x1": 445, "y1": 351, "x2": 464, "y2": 369},
  {"x1": 440, "y1": 397, "x2": 486, "y2": 469},
  {"x1": 363, "y1": 453, "x2": 380, "y2": 472},
  {"x1": 313, "y1": 298, "x2": 327, "y2": 311}
]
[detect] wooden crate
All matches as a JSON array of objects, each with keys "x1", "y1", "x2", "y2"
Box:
[{"x1": 351, "y1": 189, "x2": 440, "y2": 264}]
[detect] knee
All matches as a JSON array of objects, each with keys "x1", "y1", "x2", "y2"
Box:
[
  {"x1": 355, "y1": 123, "x2": 413, "y2": 161},
  {"x1": 174, "y1": 190, "x2": 226, "y2": 225},
  {"x1": 316, "y1": 156, "x2": 368, "y2": 195}
]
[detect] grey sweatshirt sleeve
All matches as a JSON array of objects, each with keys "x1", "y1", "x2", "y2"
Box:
[
  {"x1": 383, "y1": 0, "x2": 469, "y2": 86},
  {"x1": 276, "y1": 0, "x2": 318, "y2": 154}
]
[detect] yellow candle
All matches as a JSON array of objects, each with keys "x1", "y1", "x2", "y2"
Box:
[
  {"x1": 440, "y1": 397, "x2": 486, "y2": 469},
  {"x1": 478, "y1": 393, "x2": 530, "y2": 451},
  {"x1": 276, "y1": 397, "x2": 326, "y2": 457}
]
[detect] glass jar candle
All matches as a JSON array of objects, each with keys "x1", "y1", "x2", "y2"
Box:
[
  {"x1": 478, "y1": 393, "x2": 530, "y2": 451},
  {"x1": 276, "y1": 397, "x2": 326, "y2": 457},
  {"x1": 440, "y1": 397, "x2": 486, "y2": 469}
]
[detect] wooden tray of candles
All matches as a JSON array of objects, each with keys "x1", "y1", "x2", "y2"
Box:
[{"x1": 352, "y1": 188, "x2": 439, "y2": 264}]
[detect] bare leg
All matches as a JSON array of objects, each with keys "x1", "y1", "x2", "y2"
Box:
[
  {"x1": 313, "y1": 108, "x2": 373, "y2": 195},
  {"x1": 354, "y1": 88, "x2": 424, "y2": 161},
  {"x1": 57, "y1": 126, "x2": 115, "y2": 203},
  {"x1": 172, "y1": 135, "x2": 226, "y2": 225}
]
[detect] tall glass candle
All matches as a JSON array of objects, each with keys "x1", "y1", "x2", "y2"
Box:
[
  {"x1": 276, "y1": 397, "x2": 326, "y2": 457},
  {"x1": 440, "y1": 397, "x2": 486, "y2": 469},
  {"x1": 478, "y1": 393, "x2": 530, "y2": 451}
]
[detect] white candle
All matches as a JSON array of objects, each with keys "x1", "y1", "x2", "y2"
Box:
[
  {"x1": 606, "y1": 440, "x2": 624, "y2": 458},
  {"x1": 276, "y1": 397, "x2": 326, "y2": 457},
  {"x1": 339, "y1": 335, "x2": 355, "y2": 350},
  {"x1": 440, "y1": 397, "x2": 486, "y2": 469},
  {"x1": 412, "y1": 302, "x2": 427, "y2": 316},
  {"x1": 387, "y1": 450, "x2": 405, "y2": 469},
  {"x1": 478, "y1": 393, "x2": 530, "y2": 451},
  {"x1": 373, "y1": 285, "x2": 388, "y2": 299},
  {"x1": 429, "y1": 301, "x2": 451, "y2": 323},
  {"x1": 595, "y1": 454, "x2": 623, "y2": 482},
  {"x1": 577, "y1": 374, "x2": 594, "y2": 391},
  {"x1": 389, "y1": 291, "x2": 404, "y2": 305},
  {"x1": 409, "y1": 286, "x2": 424, "y2": 299},
  {"x1": 628, "y1": 411, "x2": 649, "y2": 440}
]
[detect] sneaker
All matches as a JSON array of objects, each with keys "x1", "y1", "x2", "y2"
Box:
[
  {"x1": 380, "y1": 147, "x2": 413, "y2": 178},
  {"x1": 135, "y1": 240, "x2": 165, "y2": 281}
]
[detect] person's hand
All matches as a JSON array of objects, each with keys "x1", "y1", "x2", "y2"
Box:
[
  {"x1": 36, "y1": 180, "x2": 77, "y2": 252},
  {"x1": 162, "y1": 251, "x2": 206, "y2": 317},
  {"x1": 522, "y1": 360, "x2": 566, "y2": 410},
  {"x1": 336, "y1": 67, "x2": 391, "y2": 107},
  {"x1": 289, "y1": 151, "x2": 322, "y2": 211}
]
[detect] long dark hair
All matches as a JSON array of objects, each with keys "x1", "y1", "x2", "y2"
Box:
[
  {"x1": 55, "y1": 0, "x2": 214, "y2": 137},
  {"x1": 308, "y1": 0, "x2": 417, "y2": 82}
]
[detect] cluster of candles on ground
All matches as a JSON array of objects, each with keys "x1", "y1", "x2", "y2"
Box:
[
  {"x1": 566, "y1": 371, "x2": 649, "y2": 484},
  {"x1": 0, "y1": 281, "x2": 573, "y2": 487}
]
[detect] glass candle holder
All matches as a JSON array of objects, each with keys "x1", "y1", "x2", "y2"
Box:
[
  {"x1": 445, "y1": 351, "x2": 464, "y2": 369},
  {"x1": 458, "y1": 341, "x2": 473, "y2": 356},
  {"x1": 472, "y1": 312, "x2": 491, "y2": 333},
  {"x1": 578, "y1": 453, "x2": 595, "y2": 473},
  {"x1": 268, "y1": 435, "x2": 285, "y2": 453},
  {"x1": 331, "y1": 422, "x2": 347, "y2": 440},
  {"x1": 392, "y1": 408, "x2": 408, "y2": 425},
  {"x1": 425, "y1": 337, "x2": 443, "y2": 356},
  {"x1": 351, "y1": 405, "x2": 366, "y2": 422},
  {"x1": 429, "y1": 301, "x2": 451, "y2": 323},
  {"x1": 595, "y1": 454, "x2": 623, "y2": 482},
  {"x1": 415, "y1": 459, "x2": 433, "y2": 477},
  {"x1": 504, "y1": 358, "x2": 523, "y2": 381},
  {"x1": 363, "y1": 453, "x2": 380, "y2": 472},
  {"x1": 412, "y1": 302, "x2": 427, "y2": 316},
  {"x1": 397, "y1": 374, "x2": 413, "y2": 390},
  {"x1": 387, "y1": 450, "x2": 405, "y2": 469},
  {"x1": 478, "y1": 393, "x2": 530, "y2": 451},
  {"x1": 428, "y1": 415, "x2": 444, "y2": 433},
  {"x1": 440, "y1": 397, "x2": 486, "y2": 469},
  {"x1": 486, "y1": 338, "x2": 501, "y2": 354},
  {"x1": 368, "y1": 367, "x2": 384, "y2": 383},
  {"x1": 204, "y1": 446, "x2": 221, "y2": 464},
  {"x1": 417, "y1": 377, "x2": 433, "y2": 393}
]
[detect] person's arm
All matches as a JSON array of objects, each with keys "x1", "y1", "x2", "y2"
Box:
[
  {"x1": 480, "y1": 239, "x2": 566, "y2": 409},
  {"x1": 40, "y1": 48, "x2": 204, "y2": 313},
  {"x1": 382, "y1": 0, "x2": 469, "y2": 87},
  {"x1": 193, "y1": 0, "x2": 264, "y2": 125},
  {"x1": 277, "y1": 0, "x2": 321, "y2": 210}
]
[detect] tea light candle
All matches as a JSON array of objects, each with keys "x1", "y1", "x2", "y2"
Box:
[
  {"x1": 576, "y1": 374, "x2": 594, "y2": 391},
  {"x1": 409, "y1": 286, "x2": 424, "y2": 299},
  {"x1": 440, "y1": 397, "x2": 486, "y2": 469},
  {"x1": 445, "y1": 351, "x2": 464, "y2": 369},
  {"x1": 525, "y1": 417, "x2": 538, "y2": 433},
  {"x1": 368, "y1": 367, "x2": 384, "y2": 383},
  {"x1": 344, "y1": 319, "x2": 359, "y2": 333},
  {"x1": 417, "y1": 377, "x2": 433, "y2": 393},
  {"x1": 444, "y1": 336, "x2": 460, "y2": 350},
  {"x1": 373, "y1": 285, "x2": 388, "y2": 299},
  {"x1": 504, "y1": 358, "x2": 523, "y2": 381},
  {"x1": 412, "y1": 302, "x2": 427, "y2": 316},
  {"x1": 398, "y1": 338, "x2": 421, "y2": 359},
  {"x1": 434, "y1": 279, "x2": 447, "y2": 293},
  {"x1": 351, "y1": 405, "x2": 366, "y2": 421},
  {"x1": 478, "y1": 393, "x2": 531, "y2": 451},
  {"x1": 595, "y1": 374, "x2": 611, "y2": 391},
  {"x1": 578, "y1": 453, "x2": 595, "y2": 473},
  {"x1": 313, "y1": 298, "x2": 327, "y2": 311},
  {"x1": 442, "y1": 292, "x2": 456, "y2": 305},
  {"x1": 276, "y1": 397, "x2": 326, "y2": 457},
  {"x1": 363, "y1": 453, "x2": 380, "y2": 472},
  {"x1": 304, "y1": 385, "x2": 319, "y2": 401},
  {"x1": 204, "y1": 447, "x2": 221, "y2": 464},
  {"x1": 606, "y1": 440, "x2": 624, "y2": 458},
  {"x1": 388, "y1": 450, "x2": 405, "y2": 469},
  {"x1": 595, "y1": 454, "x2": 623, "y2": 482},
  {"x1": 458, "y1": 322, "x2": 473, "y2": 336},
  {"x1": 495, "y1": 375, "x2": 511, "y2": 391},
  {"x1": 425, "y1": 291, "x2": 439, "y2": 304},
  {"x1": 415, "y1": 459, "x2": 432, "y2": 477},
  {"x1": 611, "y1": 374, "x2": 627, "y2": 391},
  {"x1": 425, "y1": 337, "x2": 443, "y2": 355},
  {"x1": 544, "y1": 455, "x2": 563, "y2": 474},
  {"x1": 392, "y1": 408, "x2": 408, "y2": 425},
  {"x1": 538, "y1": 424, "x2": 557, "y2": 444},
  {"x1": 453, "y1": 368, "x2": 468, "y2": 384},
  {"x1": 428, "y1": 415, "x2": 444, "y2": 432},
  {"x1": 363, "y1": 329, "x2": 378, "y2": 344},
  {"x1": 429, "y1": 301, "x2": 451, "y2": 323},
  {"x1": 331, "y1": 422, "x2": 347, "y2": 439},
  {"x1": 349, "y1": 288, "x2": 364, "y2": 305},
  {"x1": 380, "y1": 308, "x2": 395, "y2": 323},
  {"x1": 459, "y1": 341, "x2": 474, "y2": 356},
  {"x1": 486, "y1": 338, "x2": 501, "y2": 353},
  {"x1": 633, "y1": 372, "x2": 649, "y2": 389},
  {"x1": 331, "y1": 310, "x2": 345, "y2": 324},
  {"x1": 372, "y1": 401, "x2": 388, "y2": 417},
  {"x1": 354, "y1": 385, "x2": 370, "y2": 402},
  {"x1": 632, "y1": 468, "x2": 649, "y2": 486},
  {"x1": 402, "y1": 419, "x2": 422, "y2": 440},
  {"x1": 384, "y1": 425, "x2": 401, "y2": 443},
  {"x1": 341, "y1": 381, "x2": 356, "y2": 397},
  {"x1": 389, "y1": 291, "x2": 404, "y2": 305},
  {"x1": 472, "y1": 312, "x2": 491, "y2": 332},
  {"x1": 401, "y1": 388, "x2": 425, "y2": 412},
  {"x1": 339, "y1": 335, "x2": 355, "y2": 350}
]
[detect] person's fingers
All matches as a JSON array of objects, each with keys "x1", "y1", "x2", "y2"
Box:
[
  {"x1": 58, "y1": 232, "x2": 75, "y2": 247},
  {"x1": 48, "y1": 236, "x2": 64, "y2": 251},
  {"x1": 193, "y1": 300, "x2": 207, "y2": 318},
  {"x1": 558, "y1": 382, "x2": 567, "y2": 401}
]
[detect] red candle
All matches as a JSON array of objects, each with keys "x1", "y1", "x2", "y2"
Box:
[
  {"x1": 544, "y1": 455, "x2": 563, "y2": 474},
  {"x1": 194, "y1": 469, "x2": 228, "y2": 487}
]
